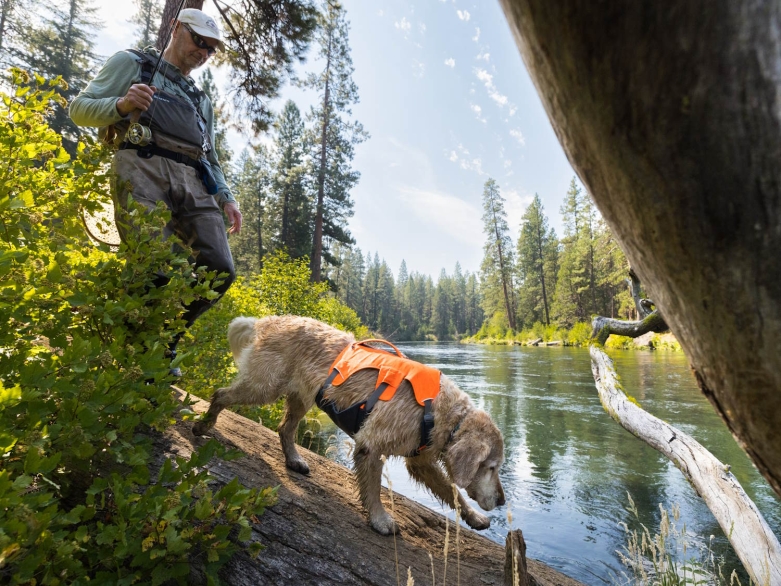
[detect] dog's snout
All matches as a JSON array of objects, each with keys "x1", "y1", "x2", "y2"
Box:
[{"x1": 497, "y1": 493, "x2": 506, "y2": 507}]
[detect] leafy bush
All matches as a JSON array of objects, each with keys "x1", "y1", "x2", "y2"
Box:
[{"x1": 0, "y1": 71, "x2": 274, "y2": 585}]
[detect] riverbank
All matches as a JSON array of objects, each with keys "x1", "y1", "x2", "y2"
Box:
[{"x1": 461, "y1": 322, "x2": 682, "y2": 351}]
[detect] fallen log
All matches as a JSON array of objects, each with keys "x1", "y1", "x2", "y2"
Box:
[
  {"x1": 164, "y1": 389, "x2": 583, "y2": 586},
  {"x1": 589, "y1": 346, "x2": 781, "y2": 585}
]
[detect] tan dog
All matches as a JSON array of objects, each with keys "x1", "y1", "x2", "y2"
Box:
[{"x1": 192, "y1": 315, "x2": 506, "y2": 535}]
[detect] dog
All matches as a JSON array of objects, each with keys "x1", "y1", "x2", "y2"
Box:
[{"x1": 192, "y1": 315, "x2": 506, "y2": 535}]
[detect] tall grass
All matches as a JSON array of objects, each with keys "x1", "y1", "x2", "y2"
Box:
[{"x1": 616, "y1": 494, "x2": 747, "y2": 586}]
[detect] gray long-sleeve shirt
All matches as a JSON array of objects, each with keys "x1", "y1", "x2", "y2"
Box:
[{"x1": 70, "y1": 49, "x2": 236, "y2": 208}]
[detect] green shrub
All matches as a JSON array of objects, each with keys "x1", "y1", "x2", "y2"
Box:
[
  {"x1": 0, "y1": 70, "x2": 274, "y2": 585},
  {"x1": 566, "y1": 322, "x2": 592, "y2": 346}
]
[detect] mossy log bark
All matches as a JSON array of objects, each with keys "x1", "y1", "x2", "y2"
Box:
[
  {"x1": 589, "y1": 347, "x2": 781, "y2": 585},
  {"x1": 163, "y1": 389, "x2": 582, "y2": 586},
  {"x1": 498, "y1": 0, "x2": 781, "y2": 500},
  {"x1": 590, "y1": 311, "x2": 668, "y2": 346}
]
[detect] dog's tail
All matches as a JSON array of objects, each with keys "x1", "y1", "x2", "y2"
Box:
[{"x1": 227, "y1": 316, "x2": 258, "y2": 368}]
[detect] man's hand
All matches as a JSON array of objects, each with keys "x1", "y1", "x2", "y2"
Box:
[
  {"x1": 116, "y1": 84, "x2": 156, "y2": 117},
  {"x1": 224, "y1": 202, "x2": 242, "y2": 235}
]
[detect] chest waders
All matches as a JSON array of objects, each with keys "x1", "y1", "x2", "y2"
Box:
[{"x1": 315, "y1": 340, "x2": 441, "y2": 456}]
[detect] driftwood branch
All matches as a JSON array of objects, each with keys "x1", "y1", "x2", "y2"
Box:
[
  {"x1": 590, "y1": 312, "x2": 668, "y2": 346},
  {"x1": 628, "y1": 268, "x2": 654, "y2": 319},
  {"x1": 589, "y1": 346, "x2": 781, "y2": 585},
  {"x1": 591, "y1": 271, "x2": 669, "y2": 345}
]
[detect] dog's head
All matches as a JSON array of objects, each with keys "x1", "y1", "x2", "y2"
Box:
[{"x1": 443, "y1": 410, "x2": 505, "y2": 511}]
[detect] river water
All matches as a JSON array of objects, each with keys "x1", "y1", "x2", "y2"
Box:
[{"x1": 312, "y1": 343, "x2": 781, "y2": 584}]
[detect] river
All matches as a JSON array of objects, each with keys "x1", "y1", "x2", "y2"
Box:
[{"x1": 311, "y1": 343, "x2": 781, "y2": 584}]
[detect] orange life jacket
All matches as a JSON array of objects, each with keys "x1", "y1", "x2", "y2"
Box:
[{"x1": 315, "y1": 340, "x2": 441, "y2": 455}]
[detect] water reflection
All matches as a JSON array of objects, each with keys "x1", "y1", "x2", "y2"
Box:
[{"x1": 311, "y1": 343, "x2": 781, "y2": 584}]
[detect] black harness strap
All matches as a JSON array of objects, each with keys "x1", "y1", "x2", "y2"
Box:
[{"x1": 414, "y1": 398, "x2": 435, "y2": 456}]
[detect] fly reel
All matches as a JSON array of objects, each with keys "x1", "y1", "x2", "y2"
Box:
[{"x1": 126, "y1": 122, "x2": 152, "y2": 146}]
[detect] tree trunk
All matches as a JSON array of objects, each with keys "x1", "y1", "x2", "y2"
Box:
[
  {"x1": 310, "y1": 26, "x2": 333, "y2": 282},
  {"x1": 167, "y1": 389, "x2": 582, "y2": 586},
  {"x1": 156, "y1": 0, "x2": 203, "y2": 51},
  {"x1": 589, "y1": 347, "x2": 781, "y2": 585},
  {"x1": 499, "y1": 0, "x2": 781, "y2": 499},
  {"x1": 535, "y1": 222, "x2": 550, "y2": 326},
  {"x1": 491, "y1": 201, "x2": 517, "y2": 331}
]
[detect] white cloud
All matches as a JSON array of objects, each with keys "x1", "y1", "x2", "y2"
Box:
[
  {"x1": 503, "y1": 188, "x2": 534, "y2": 235},
  {"x1": 476, "y1": 51, "x2": 490, "y2": 62},
  {"x1": 413, "y1": 59, "x2": 426, "y2": 78},
  {"x1": 503, "y1": 158, "x2": 513, "y2": 169},
  {"x1": 449, "y1": 151, "x2": 458, "y2": 162},
  {"x1": 457, "y1": 10, "x2": 471, "y2": 21},
  {"x1": 474, "y1": 67, "x2": 509, "y2": 107},
  {"x1": 509, "y1": 105, "x2": 517, "y2": 117},
  {"x1": 509, "y1": 128, "x2": 526, "y2": 146},
  {"x1": 419, "y1": 23, "x2": 427, "y2": 34},
  {"x1": 398, "y1": 187, "x2": 482, "y2": 245},
  {"x1": 378, "y1": 9, "x2": 384, "y2": 17},
  {"x1": 444, "y1": 58, "x2": 455, "y2": 68},
  {"x1": 395, "y1": 17, "x2": 411, "y2": 32},
  {"x1": 470, "y1": 103, "x2": 487, "y2": 124},
  {"x1": 472, "y1": 27, "x2": 481, "y2": 42}
]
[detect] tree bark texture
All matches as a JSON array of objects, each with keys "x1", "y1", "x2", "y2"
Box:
[
  {"x1": 589, "y1": 346, "x2": 781, "y2": 585},
  {"x1": 166, "y1": 390, "x2": 582, "y2": 586},
  {"x1": 590, "y1": 311, "x2": 668, "y2": 346},
  {"x1": 499, "y1": 0, "x2": 781, "y2": 498}
]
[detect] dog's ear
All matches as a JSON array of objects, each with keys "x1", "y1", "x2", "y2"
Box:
[{"x1": 448, "y1": 437, "x2": 491, "y2": 487}]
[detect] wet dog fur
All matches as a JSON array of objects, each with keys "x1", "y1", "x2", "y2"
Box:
[{"x1": 192, "y1": 315, "x2": 506, "y2": 535}]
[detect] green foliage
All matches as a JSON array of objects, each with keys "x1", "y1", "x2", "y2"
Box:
[{"x1": 0, "y1": 71, "x2": 274, "y2": 585}]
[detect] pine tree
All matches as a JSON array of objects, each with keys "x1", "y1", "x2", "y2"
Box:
[
  {"x1": 0, "y1": 0, "x2": 38, "y2": 68},
  {"x1": 516, "y1": 194, "x2": 558, "y2": 327},
  {"x1": 130, "y1": 0, "x2": 162, "y2": 49},
  {"x1": 230, "y1": 146, "x2": 270, "y2": 275},
  {"x1": 199, "y1": 68, "x2": 233, "y2": 168},
  {"x1": 480, "y1": 178, "x2": 517, "y2": 330},
  {"x1": 301, "y1": 1, "x2": 368, "y2": 281},
  {"x1": 19, "y1": 0, "x2": 100, "y2": 154},
  {"x1": 267, "y1": 100, "x2": 312, "y2": 259},
  {"x1": 554, "y1": 177, "x2": 596, "y2": 327}
]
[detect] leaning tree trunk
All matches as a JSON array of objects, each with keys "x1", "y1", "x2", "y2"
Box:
[
  {"x1": 590, "y1": 347, "x2": 781, "y2": 585},
  {"x1": 499, "y1": 0, "x2": 781, "y2": 499}
]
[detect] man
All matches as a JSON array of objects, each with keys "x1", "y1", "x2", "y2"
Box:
[{"x1": 70, "y1": 8, "x2": 242, "y2": 375}]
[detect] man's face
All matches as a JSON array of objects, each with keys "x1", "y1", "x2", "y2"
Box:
[{"x1": 171, "y1": 23, "x2": 218, "y2": 73}]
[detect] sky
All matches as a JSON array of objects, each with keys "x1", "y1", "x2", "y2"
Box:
[{"x1": 91, "y1": 0, "x2": 578, "y2": 279}]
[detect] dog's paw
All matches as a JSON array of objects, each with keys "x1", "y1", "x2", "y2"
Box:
[
  {"x1": 370, "y1": 514, "x2": 399, "y2": 536},
  {"x1": 465, "y1": 511, "x2": 491, "y2": 530},
  {"x1": 191, "y1": 420, "x2": 212, "y2": 436},
  {"x1": 286, "y1": 458, "x2": 310, "y2": 475}
]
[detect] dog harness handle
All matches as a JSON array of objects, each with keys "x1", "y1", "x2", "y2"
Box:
[{"x1": 356, "y1": 339, "x2": 404, "y2": 357}]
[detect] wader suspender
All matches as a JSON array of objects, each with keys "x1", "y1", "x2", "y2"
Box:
[{"x1": 315, "y1": 341, "x2": 437, "y2": 456}]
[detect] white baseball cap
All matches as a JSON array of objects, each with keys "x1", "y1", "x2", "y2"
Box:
[{"x1": 177, "y1": 8, "x2": 225, "y2": 52}]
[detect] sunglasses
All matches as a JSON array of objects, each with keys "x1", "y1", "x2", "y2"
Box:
[{"x1": 182, "y1": 23, "x2": 217, "y2": 56}]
